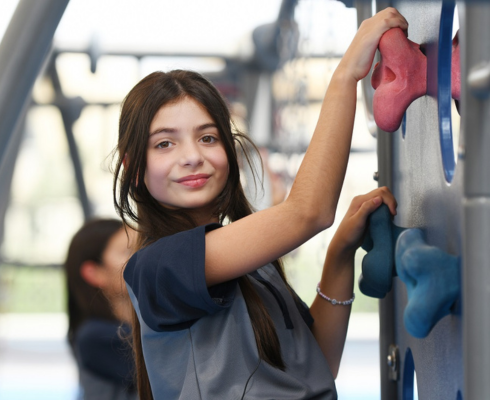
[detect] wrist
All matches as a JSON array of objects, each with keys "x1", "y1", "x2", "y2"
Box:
[
  {"x1": 327, "y1": 238, "x2": 357, "y2": 264},
  {"x1": 326, "y1": 248, "x2": 356, "y2": 273},
  {"x1": 316, "y1": 282, "x2": 355, "y2": 306},
  {"x1": 331, "y1": 66, "x2": 359, "y2": 87}
]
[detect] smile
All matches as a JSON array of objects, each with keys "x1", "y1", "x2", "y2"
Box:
[{"x1": 177, "y1": 174, "x2": 210, "y2": 188}]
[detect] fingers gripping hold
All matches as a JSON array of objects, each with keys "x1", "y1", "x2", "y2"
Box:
[{"x1": 359, "y1": 204, "x2": 406, "y2": 298}]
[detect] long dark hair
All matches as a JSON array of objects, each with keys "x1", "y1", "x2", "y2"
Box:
[
  {"x1": 113, "y1": 70, "x2": 288, "y2": 400},
  {"x1": 64, "y1": 218, "x2": 123, "y2": 350}
]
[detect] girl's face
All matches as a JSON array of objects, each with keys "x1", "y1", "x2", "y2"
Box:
[{"x1": 145, "y1": 97, "x2": 229, "y2": 222}]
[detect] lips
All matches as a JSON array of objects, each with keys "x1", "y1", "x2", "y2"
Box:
[{"x1": 176, "y1": 174, "x2": 210, "y2": 188}]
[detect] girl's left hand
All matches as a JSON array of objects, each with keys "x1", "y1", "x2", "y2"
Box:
[
  {"x1": 337, "y1": 7, "x2": 409, "y2": 82},
  {"x1": 329, "y1": 186, "x2": 397, "y2": 260}
]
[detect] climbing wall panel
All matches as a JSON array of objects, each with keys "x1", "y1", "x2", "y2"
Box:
[{"x1": 365, "y1": 1, "x2": 467, "y2": 399}]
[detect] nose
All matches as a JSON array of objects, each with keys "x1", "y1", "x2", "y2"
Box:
[{"x1": 180, "y1": 140, "x2": 204, "y2": 168}]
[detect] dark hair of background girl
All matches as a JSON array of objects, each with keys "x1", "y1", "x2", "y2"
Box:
[
  {"x1": 64, "y1": 218, "x2": 123, "y2": 350},
  {"x1": 113, "y1": 70, "x2": 291, "y2": 400}
]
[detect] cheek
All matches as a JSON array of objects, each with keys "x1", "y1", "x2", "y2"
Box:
[
  {"x1": 215, "y1": 147, "x2": 229, "y2": 173},
  {"x1": 144, "y1": 156, "x2": 159, "y2": 182},
  {"x1": 215, "y1": 152, "x2": 230, "y2": 186},
  {"x1": 144, "y1": 156, "x2": 170, "y2": 189}
]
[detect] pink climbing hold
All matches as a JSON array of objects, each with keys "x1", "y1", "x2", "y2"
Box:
[
  {"x1": 371, "y1": 28, "x2": 427, "y2": 133},
  {"x1": 452, "y1": 31, "x2": 461, "y2": 101}
]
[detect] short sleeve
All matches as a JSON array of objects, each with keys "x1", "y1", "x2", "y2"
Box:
[{"x1": 124, "y1": 223, "x2": 238, "y2": 332}]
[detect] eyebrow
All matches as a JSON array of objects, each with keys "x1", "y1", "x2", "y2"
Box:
[{"x1": 149, "y1": 123, "x2": 218, "y2": 136}]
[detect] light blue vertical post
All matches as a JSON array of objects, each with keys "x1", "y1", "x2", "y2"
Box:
[{"x1": 462, "y1": 2, "x2": 490, "y2": 399}]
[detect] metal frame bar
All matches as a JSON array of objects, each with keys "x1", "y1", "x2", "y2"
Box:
[
  {"x1": 0, "y1": 0, "x2": 70, "y2": 165},
  {"x1": 0, "y1": 0, "x2": 70, "y2": 247},
  {"x1": 0, "y1": 115, "x2": 26, "y2": 249},
  {"x1": 46, "y1": 54, "x2": 93, "y2": 220},
  {"x1": 462, "y1": 2, "x2": 490, "y2": 399},
  {"x1": 356, "y1": 1, "x2": 397, "y2": 399}
]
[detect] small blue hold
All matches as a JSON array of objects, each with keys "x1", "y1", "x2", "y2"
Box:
[
  {"x1": 395, "y1": 229, "x2": 460, "y2": 338},
  {"x1": 359, "y1": 204, "x2": 405, "y2": 298}
]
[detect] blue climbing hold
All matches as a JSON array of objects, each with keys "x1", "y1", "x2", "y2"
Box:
[
  {"x1": 395, "y1": 228, "x2": 460, "y2": 338},
  {"x1": 359, "y1": 204, "x2": 405, "y2": 298}
]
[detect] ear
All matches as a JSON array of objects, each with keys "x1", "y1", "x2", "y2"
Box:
[{"x1": 80, "y1": 260, "x2": 105, "y2": 288}]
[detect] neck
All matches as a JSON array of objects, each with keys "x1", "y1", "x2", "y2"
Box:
[{"x1": 187, "y1": 205, "x2": 220, "y2": 227}]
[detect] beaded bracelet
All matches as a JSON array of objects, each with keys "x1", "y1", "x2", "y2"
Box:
[{"x1": 316, "y1": 283, "x2": 355, "y2": 306}]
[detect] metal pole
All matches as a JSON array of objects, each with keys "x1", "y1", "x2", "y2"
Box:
[
  {"x1": 462, "y1": 2, "x2": 490, "y2": 399},
  {"x1": 376, "y1": 130, "x2": 397, "y2": 400},
  {"x1": 0, "y1": 0, "x2": 70, "y2": 166},
  {"x1": 0, "y1": 0, "x2": 70, "y2": 247},
  {"x1": 370, "y1": 1, "x2": 397, "y2": 399},
  {"x1": 0, "y1": 116, "x2": 27, "y2": 249},
  {"x1": 46, "y1": 56, "x2": 93, "y2": 220}
]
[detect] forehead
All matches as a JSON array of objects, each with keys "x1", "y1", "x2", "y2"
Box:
[{"x1": 150, "y1": 97, "x2": 214, "y2": 131}]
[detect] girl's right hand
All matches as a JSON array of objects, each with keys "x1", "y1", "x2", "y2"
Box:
[{"x1": 337, "y1": 7, "x2": 409, "y2": 83}]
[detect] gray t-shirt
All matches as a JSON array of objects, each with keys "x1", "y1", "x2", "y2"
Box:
[{"x1": 124, "y1": 224, "x2": 337, "y2": 400}]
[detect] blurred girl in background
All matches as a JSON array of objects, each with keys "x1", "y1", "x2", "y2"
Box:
[{"x1": 64, "y1": 218, "x2": 137, "y2": 400}]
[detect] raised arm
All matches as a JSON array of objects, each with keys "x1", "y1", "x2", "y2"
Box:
[{"x1": 205, "y1": 8, "x2": 408, "y2": 286}]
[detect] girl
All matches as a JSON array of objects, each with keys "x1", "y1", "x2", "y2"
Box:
[
  {"x1": 64, "y1": 219, "x2": 137, "y2": 399},
  {"x1": 114, "y1": 8, "x2": 404, "y2": 400}
]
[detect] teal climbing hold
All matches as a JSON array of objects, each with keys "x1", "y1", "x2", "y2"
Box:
[{"x1": 359, "y1": 204, "x2": 405, "y2": 298}]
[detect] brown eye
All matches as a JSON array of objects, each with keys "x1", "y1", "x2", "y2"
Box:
[
  {"x1": 156, "y1": 141, "x2": 171, "y2": 149},
  {"x1": 201, "y1": 135, "x2": 217, "y2": 144}
]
